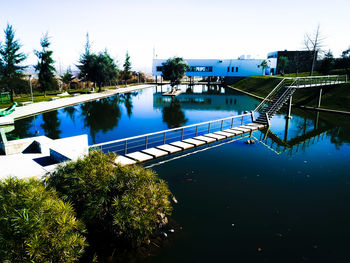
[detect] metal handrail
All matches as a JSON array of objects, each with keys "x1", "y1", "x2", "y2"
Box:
[
  {"x1": 91, "y1": 112, "x2": 252, "y2": 149},
  {"x1": 254, "y1": 75, "x2": 346, "y2": 113},
  {"x1": 253, "y1": 78, "x2": 286, "y2": 113}
]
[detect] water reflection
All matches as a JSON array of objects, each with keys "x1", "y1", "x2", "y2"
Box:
[
  {"x1": 41, "y1": 110, "x2": 61, "y2": 139},
  {"x1": 12, "y1": 117, "x2": 35, "y2": 139},
  {"x1": 153, "y1": 84, "x2": 258, "y2": 114},
  {"x1": 81, "y1": 97, "x2": 122, "y2": 144},
  {"x1": 120, "y1": 92, "x2": 136, "y2": 118},
  {"x1": 64, "y1": 106, "x2": 77, "y2": 123},
  {"x1": 162, "y1": 98, "x2": 188, "y2": 128},
  {"x1": 6, "y1": 85, "x2": 350, "y2": 149},
  {"x1": 258, "y1": 109, "x2": 350, "y2": 155}
]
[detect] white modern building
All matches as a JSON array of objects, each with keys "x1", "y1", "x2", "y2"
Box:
[{"x1": 152, "y1": 56, "x2": 277, "y2": 78}]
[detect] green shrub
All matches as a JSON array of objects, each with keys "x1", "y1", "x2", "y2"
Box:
[
  {"x1": 0, "y1": 177, "x2": 87, "y2": 262},
  {"x1": 48, "y1": 150, "x2": 173, "y2": 245}
]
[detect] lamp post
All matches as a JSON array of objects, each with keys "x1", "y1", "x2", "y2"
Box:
[{"x1": 28, "y1": 74, "x2": 33, "y2": 103}]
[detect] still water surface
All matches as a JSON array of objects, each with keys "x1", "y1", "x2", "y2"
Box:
[
  {"x1": 9, "y1": 85, "x2": 257, "y2": 144},
  {"x1": 9, "y1": 85, "x2": 350, "y2": 262}
]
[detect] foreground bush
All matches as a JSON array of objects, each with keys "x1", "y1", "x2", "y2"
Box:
[
  {"x1": 48, "y1": 150, "x2": 173, "y2": 245},
  {"x1": 0, "y1": 178, "x2": 87, "y2": 262}
]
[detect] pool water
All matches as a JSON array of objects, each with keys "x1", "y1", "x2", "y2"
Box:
[{"x1": 9, "y1": 85, "x2": 350, "y2": 262}]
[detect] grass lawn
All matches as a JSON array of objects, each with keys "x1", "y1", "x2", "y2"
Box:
[
  {"x1": 0, "y1": 84, "x2": 145, "y2": 109},
  {"x1": 230, "y1": 75, "x2": 350, "y2": 112}
]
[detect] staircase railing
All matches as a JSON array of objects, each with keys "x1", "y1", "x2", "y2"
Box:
[
  {"x1": 265, "y1": 78, "x2": 299, "y2": 116},
  {"x1": 254, "y1": 75, "x2": 346, "y2": 115},
  {"x1": 253, "y1": 78, "x2": 286, "y2": 113}
]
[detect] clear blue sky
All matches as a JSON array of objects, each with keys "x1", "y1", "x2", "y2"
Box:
[{"x1": 1, "y1": 0, "x2": 349, "y2": 73}]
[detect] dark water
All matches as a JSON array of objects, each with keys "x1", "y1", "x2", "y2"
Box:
[
  {"x1": 145, "y1": 109, "x2": 350, "y2": 263},
  {"x1": 8, "y1": 85, "x2": 258, "y2": 145},
  {"x1": 8, "y1": 85, "x2": 350, "y2": 262}
]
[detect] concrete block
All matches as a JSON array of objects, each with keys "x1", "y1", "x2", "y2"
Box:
[
  {"x1": 233, "y1": 127, "x2": 251, "y2": 133},
  {"x1": 240, "y1": 125, "x2": 257, "y2": 131},
  {"x1": 170, "y1": 141, "x2": 194, "y2": 150},
  {"x1": 193, "y1": 135, "x2": 216, "y2": 143},
  {"x1": 156, "y1": 144, "x2": 182, "y2": 153},
  {"x1": 141, "y1": 147, "x2": 168, "y2": 158},
  {"x1": 115, "y1": 155, "x2": 137, "y2": 165},
  {"x1": 203, "y1": 133, "x2": 225, "y2": 140},
  {"x1": 214, "y1": 131, "x2": 235, "y2": 138},
  {"x1": 182, "y1": 138, "x2": 206, "y2": 146},
  {"x1": 126, "y1": 151, "x2": 153, "y2": 162}
]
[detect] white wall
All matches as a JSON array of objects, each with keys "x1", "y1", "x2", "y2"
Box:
[{"x1": 152, "y1": 58, "x2": 277, "y2": 77}]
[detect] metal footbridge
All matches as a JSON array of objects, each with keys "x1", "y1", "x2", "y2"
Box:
[{"x1": 89, "y1": 75, "x2": 346, "y2": 165}]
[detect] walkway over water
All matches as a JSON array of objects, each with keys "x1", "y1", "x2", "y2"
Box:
[
  {"x1": 90, "y1": 112, "x2": 265, "y2": 165},
  {"x1": 90, "y1": 75, "x2": 346, "y2": 165}
]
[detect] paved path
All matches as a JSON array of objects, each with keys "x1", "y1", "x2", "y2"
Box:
[{"x1": 6, "y1": 84, "x2": 155, "y2": 120}]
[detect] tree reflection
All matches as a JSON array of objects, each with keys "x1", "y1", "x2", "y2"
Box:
[
  {"x1": 81, "y1": 97, "x2": 121, "y2": 144},
  {"x1": 120, "y1": 92, "x2": 135, "y2": 118},
  {"x1": 10, "y1": 117, "x2": 35, "y2": 139},
  {"x1": 41, "y1": 110, "x2": 61, "y2": 139},
  {"x1": 162, "y1": 98, "x2": 188, "y2": 128},
  {"x1": 63, "y1": 106, "x2": 76, "y2": 123}
]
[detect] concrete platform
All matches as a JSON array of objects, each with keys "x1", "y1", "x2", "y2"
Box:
[
  {"x1": 1, "y1": 84, "x2": 155, "y2": 120},
  {"x1": 182, "y1": 138, "x2": 206, "y2": 146},
  {"x1": 214, "y1": 131, "x2": 235, "y2": 138},
  {"x1": 162, "y1": 90, "x2": 183, "y2": 96},
  {"x1": 0, "y1": 117, "x2": 14, "y2": 126},
  {"x1": 126, "y1": 151, "x2": 153, "y2": 162},
  {"x1": 203, "y1": 133, "x2": 226, "y2": 140},
  {"x1": 115, "y1": 155, "x2": 137, "y2": 165},
  {"x1": 156, "y1": 144, "x2": 182, "y2": 153},
  {"x1": 193, "y1": 135, "x2": 216, "y2": 143},
  {"x1": 170, "y1": 141, "x2": 194, "y2": 150},
  {"x1": 141, "y1": 147, "x2": 168, "y2": 158},
  {"x1": 0, "y1": 153, "x2": 47, "y2": 179}
]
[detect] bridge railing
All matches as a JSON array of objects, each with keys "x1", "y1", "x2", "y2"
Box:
[
  {"x1": 253, "y1": 75, "x2": 347, "y2": 113},
  {"x1": 90, "y1": 112, "x2": 253, "y2": 155},
  {"x1": 292, "y1": 75, "x2": 347, "y2": 88}
]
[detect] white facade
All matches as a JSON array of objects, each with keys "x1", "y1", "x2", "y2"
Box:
[{"x1": 152, "y1": 58, "x2": 277, "y2": 77}]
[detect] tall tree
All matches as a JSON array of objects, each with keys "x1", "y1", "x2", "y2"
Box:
[
  {"x1": 123, "y1": 51, "x2": 131, "y2": 85},
  {"x1": 60, "y1": 67, "x2": 75, "y2": 91},
  {"x1": 341, "y1": 47, "x2": 350, "y2": 58},
  {"x1": 89, "y1": 51, "x2": 118, "y2": 92},
  {"x1": 319, "y1": 50, "x2": 335, "y2": 75},
  {"x1": 35, "y1": 33, "x2": 57, "y2": 97},
  {"x1": 278, "y1": 56, "x2": 289, "y2": 76},
  {"x1": 0, "y1": 24, "x2": 27, "y2": 102},
  {"x1": 161, "y1": 57, "x2": 189, "y2": 91},
  {"x1": 260, "y1": 60, "x2": 268, "y2": 75},
  {"x1": 304, "y1": 25, "x2": 324, "y2": 76},
  {"x1": 77, "y1": 33, "x2": 93, "y2": 87}
]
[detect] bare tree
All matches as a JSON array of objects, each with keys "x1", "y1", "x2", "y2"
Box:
[{"x1": 304, "y1": 25, "x2": 324, "y2": 76}]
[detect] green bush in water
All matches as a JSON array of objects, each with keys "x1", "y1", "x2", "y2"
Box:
[
  {"x1": 0, "y1": 177, "x2": 87, "y2": 262},
  {"x1": 48, "y1": 150, "x2": 173, "y2": 245}
]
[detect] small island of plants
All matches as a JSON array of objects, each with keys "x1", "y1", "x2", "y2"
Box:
[{"x1": 0, "y1": 150, "x2": 173, "y2": 262}]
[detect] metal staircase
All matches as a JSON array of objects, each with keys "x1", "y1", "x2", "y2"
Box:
[
  {"x1": 252, "y1": 75, "x2": 347, "y2": 126},
  {"x1": 253, "y1": 78, "x2": 297, "y2": 125}
]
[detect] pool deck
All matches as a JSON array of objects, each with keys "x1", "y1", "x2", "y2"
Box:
[{"x1": 3, "y1": 84, "x2": 155, "y2": 120}]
